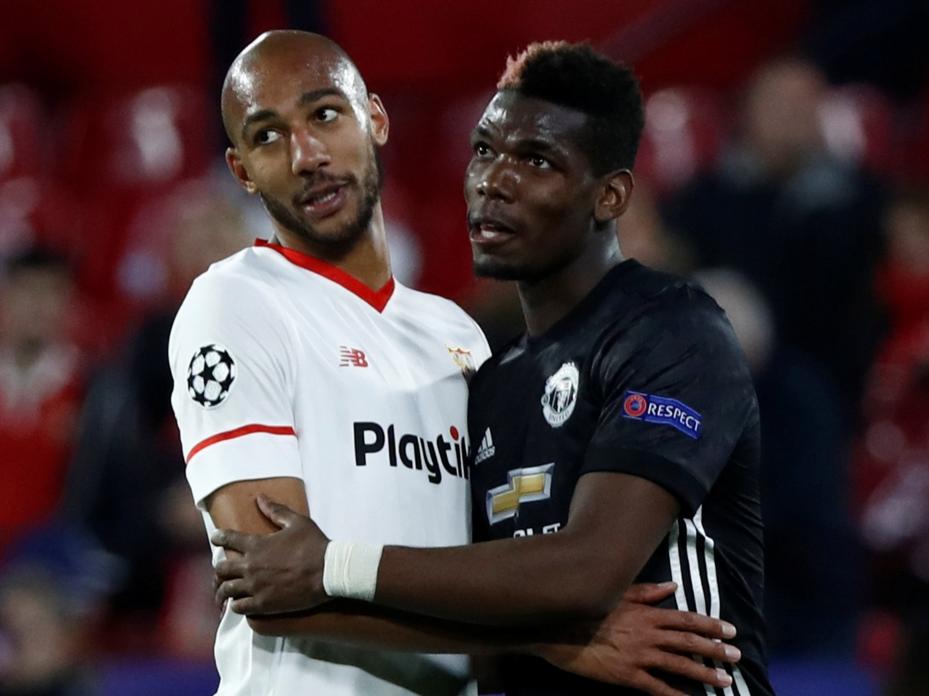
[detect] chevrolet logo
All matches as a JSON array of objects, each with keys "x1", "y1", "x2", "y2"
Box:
[{"x1": 486, "y1": 463, "x2": 555, "y2": 524}]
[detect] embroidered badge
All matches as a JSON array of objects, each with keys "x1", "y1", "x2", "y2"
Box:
[
  {"x1": 447, "y1": 346, "x2": 477, "y2": 380},
  {"x1": 187, "y1": 344, "x2": 237, "y2": 408},
  {"x1": 621, "y1": 391, "x2": 702, "y2": 439},
  {"x1": 541, "y1": 362, "x2": 579, "y2": 428}
]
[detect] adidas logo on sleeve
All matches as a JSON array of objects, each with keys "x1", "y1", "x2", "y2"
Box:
[{"x1": 474, "y1": 427, "x2": 496, "y2": 465}]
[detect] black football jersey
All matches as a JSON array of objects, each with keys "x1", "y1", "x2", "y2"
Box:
[{"x1": 468, "y1": 261, "x2": 773, "y2": 696}]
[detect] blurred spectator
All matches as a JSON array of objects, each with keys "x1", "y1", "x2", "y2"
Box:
[
  {"x1": 636, "y1": 87, "x2": 724, "y2": 197},
  {"x1": 663, "y1": 57, "x2": 886, "y2": 427},
  {"x1": 63, "y1": 178, "x2": 250, "y2": 657},
  {"x1": 0, "y1": 524, "x2": 114, "y2": 696},
  {"x1": 0, "y1": 571, "x2": 97, "y2": 696},
  {"x1": 619, "y1": 179, "x2": 694, "y2": 274},
  {"x1": 857, "y1": 187, "x2": 929, "y2": 588},
  {"x1": 696, "y1": 269, "x2": 860, "y2": 657},
  {"x1": 116, "y1": 176, "x2": 255, "y2": 310},
  {"x1": 0, "y1": 87, "x2": 83, "y2": 262},
  {"x1": 872, "y1": 188, "x2": 929, "y2": 368},
  {"x1": 0, "y1": 249, "x2": 85, "y2": 557},
  {"x1": 855, "y1": 186, "x2": 929, "y2": 690}
]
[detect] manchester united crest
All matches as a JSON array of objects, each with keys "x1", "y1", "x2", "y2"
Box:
[{"x1": 541, "y1": 361, "x2": 579, "y2": 427}]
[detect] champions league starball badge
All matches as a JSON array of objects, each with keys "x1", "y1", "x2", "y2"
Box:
[
  {"x1": 541, "y1": 361, "x2": 579, "y2": 427},
  {"x1": 187, "y1": 344, "x2": 237, "y2": 408}
]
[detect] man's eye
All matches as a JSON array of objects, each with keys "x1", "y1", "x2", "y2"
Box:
[
  {"x1": 528, "y1": 155, "x2": 551, "y2": 169},
  {"x1": 255, "y1": 130, "x2": 281, "y2": 145},
  {"x1": 317, "y1": 107, "x2": 339, "y2": 123}
]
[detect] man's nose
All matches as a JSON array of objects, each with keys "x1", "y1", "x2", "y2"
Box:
[
  {"x1": 290, "y1": 129, "x2": 330, "y2": 176},
  {"x1": 475, "y1": 158, "x2": 517, "y2": 202}
]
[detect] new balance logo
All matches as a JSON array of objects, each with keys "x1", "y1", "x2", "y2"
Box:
[
  {"x1": 474, "y1": 427, "x2": 495, "y2": 465},
  {"x1": 339, "y1": 346, "x2": 369, "y2": 368}
]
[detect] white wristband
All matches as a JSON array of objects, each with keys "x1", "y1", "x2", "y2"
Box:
[{"x1": 322, "y1": 540, "x2": 384, "y2": 602}]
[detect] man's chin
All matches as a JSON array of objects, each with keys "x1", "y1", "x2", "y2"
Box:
[
  {"x1": 280, "y1": 208, "x2": 366, "y2": 250},
  {"x1": 472, "y1": 257, "x2": 529, "y2": 281},
  {"x1": 302, "y1": 226, "x2": 368, "y2": 255}
]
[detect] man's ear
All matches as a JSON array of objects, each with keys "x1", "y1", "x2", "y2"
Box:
[
  {"x1": 225, "y1": 147, "x2": 257, "y2": 195},
  {"x1": 368, "y1": 94, "x2": 390, "y2": 146},
  {"x1": 594, "y1": 169, "x2": 634, "y2": 224}
]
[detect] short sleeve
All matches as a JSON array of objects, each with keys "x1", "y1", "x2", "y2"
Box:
[
  {"x1": 169, "y1": 273, "x2": 302, "y2": 507},
  {"x1": 582, "y1": 292, "x2": 756, "y2": 515}
]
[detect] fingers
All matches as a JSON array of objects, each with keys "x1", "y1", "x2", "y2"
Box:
[
  {"x1": 647, "y1": 650, "x2": 734, "y2": 691},
  {"x1": 256, "y1": 494, "x2": 301, "y2": 528},
  {"x1": 623, "y1": 581, "x2": 677, "y2": 604},
  {"x1": 216, "y1": 578, "x2": 251, "y2": 606},
  {"x1": 650, "y1": 608, "x2": 736, "y2": 639},
  {"x1": 231, "y1": 596, "x2": 258, "y2": 615},
  {"x1": 214, "y1": 558, "x2": 245, "y2": 581},
  {"x1": 653, "y1": 629, "x2": 741, "y2": 664},
  {"x1": 211, "y1": 528, "x2": 251, "y2": 553}
]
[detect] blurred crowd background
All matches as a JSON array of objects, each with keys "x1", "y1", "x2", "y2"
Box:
[{"x1": 1, "y1": 1, "x2": 928, "y2": 694}]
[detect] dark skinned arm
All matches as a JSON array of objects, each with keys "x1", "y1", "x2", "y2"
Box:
[
  {"x1": 373, "y1": 472, "x2": 680, "y2": 625},
  {"x1": 215, "y1": 472, "x2": 679, "y2": 625},
  {"x1": 208, "y1": 476, "x2": 740, "y2": 694},
  {"x1": 210, "y1": 474, "x2": 668, "y2": 640},
  {"x1": 245, "y1": 583, "x2": 739, "y2": 696},
  {"x1": 206, "y1": 476, "x2": 508, "y2": 648}
]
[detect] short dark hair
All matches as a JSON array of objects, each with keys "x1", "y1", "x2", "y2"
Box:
[{"x1": 497, "y1": 41, "x2": 644, "y2": 175}]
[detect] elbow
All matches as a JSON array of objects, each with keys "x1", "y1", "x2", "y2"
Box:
[
  {"x1": 562, "y1": 587, "x2": 619, "y2": 622},
  {"x1": 554, "y1": 552, "x2": 632, "y2": 621}
]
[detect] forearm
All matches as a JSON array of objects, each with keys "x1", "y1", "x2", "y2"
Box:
[
  {"x1": 375, "y1": 531, "x2": 624, "y2": 626},
  {"x1": 368, "y1": 475, "x2": 681, "y2": 626},
  {"x1": 247, "y1": 600, "x2": 544, "y2": 655}
]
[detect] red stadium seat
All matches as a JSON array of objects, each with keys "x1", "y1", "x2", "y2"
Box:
[
  {"x1": 0, "y1": 177, "x2": 82, "y2": 260},
  {"x1": 0, "y1": 84, "x2": 46, "y2": 182},
  {"x1": 52, "y1": 86, "x2": 215, "y2": 318},
  {"x1": 59, "y1": 86, "x2": 213, "y2": 195},
  {"x1": 636, "y1": 86, "x2": 725, "y2": 196}
]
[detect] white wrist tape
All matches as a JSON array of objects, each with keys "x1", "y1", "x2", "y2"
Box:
[{"x1": 322, "y1": 540, "x2": 383, "y2": 602}]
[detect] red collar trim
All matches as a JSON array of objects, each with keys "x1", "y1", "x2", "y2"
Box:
[{"x1": 255, "y1": 239, "x2": 395, "y2": 312}]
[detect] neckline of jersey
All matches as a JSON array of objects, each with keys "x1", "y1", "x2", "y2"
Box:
[
  {"x1": 254, "y1": 238, "x2": 396, "y2": 312},
  {"x1": 524, "y1": 259, "x2": 641, "y2": 348}
]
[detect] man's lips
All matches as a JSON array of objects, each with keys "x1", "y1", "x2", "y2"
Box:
[
  {"x1": 468, "y1": 215, "x2": 518, "y2": 246},
  {"x1": 297, "y1": 182, "x2": 348, "y2": 218}
]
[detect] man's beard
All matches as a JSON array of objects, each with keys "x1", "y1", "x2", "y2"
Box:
[
  {"x1": 473, "y1": 256, "x2": 528, "y2": 281},
  {"x1": 472, "y1": 246, "x2": 582, "y2": 284},
  {"x1": 260, "y1": 149, "x2": 381, "y2": 257},
  {"x1": 472, "y1": 248, "x2": 549, "y2": 283}
]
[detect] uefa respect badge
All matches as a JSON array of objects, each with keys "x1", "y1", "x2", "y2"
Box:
[{"x1": 621, "y1": 390, "x2": 702, "y2": 439}]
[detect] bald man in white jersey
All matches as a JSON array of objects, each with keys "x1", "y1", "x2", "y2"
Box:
[{"x1": 170, "y1": 31, "x2": 741, "y2": 696}]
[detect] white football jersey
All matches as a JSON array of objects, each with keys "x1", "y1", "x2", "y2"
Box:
[{"x1": 169, "y1": 240, "x2": 490, "y2": 696}]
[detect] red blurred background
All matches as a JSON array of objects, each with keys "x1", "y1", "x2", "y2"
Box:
[{"x1": 1, "y1": 1, "x2": 928, "y2": 694}]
